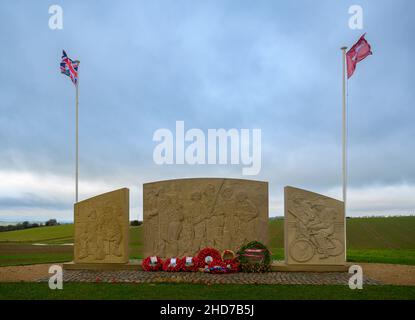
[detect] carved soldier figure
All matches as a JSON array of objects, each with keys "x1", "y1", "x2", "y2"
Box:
[
  {"x1": 145, "y1": 190, "x2": 159, "y2": 254},
  {"x1": 95, "y1": 209, "x2": 106, "y2": 260},
  {"x1": 103, "y1": 202, "x2": 123, "y2": 257},
  {"x1": 211, "y1": 187, "x2": 234, "y2": 249},
  {"x1": 308, "y1": 204, "x2": 337, "y2": 258},
  {"x1": 178, "y1": 193, "x2": 196, "y2": 255},
  {"x1": 190, "y1": 191, "x2": 207, "y2": 253},
  {"x1": 221, "y1": 187, "x2": 236, "y2": 249},
  {"x1": 157, "y1": 187, "x2": 172, "y2": 257},
  {"x1": 202, "y1": 184, "x2": 216, "y2": 211},
  {"x1": 202, "y1": 184, "x2": 217, "y2": 247},
  {"x1": 236, "y1": 192, "x2": 259, "y2": 246},
  {"x1": 166, "y1": 201, "x2": 184, "y2": 255},
  {"x1": 77, "y1": 224, "x2": 89, "y2": 259},
  {"x1": 86, "y1": 209, "x2": 99, "y2": 259}
]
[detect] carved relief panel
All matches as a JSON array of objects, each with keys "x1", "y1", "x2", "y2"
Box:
[
  {"x1": 74, "y1": 188, "x2": 129, "y2": 264},
  {"x1": 143, "y1": 178, "x2": 268, "y2": 257},
  {"x1": 284, "y1": 186, "x2": 345, "y2": 266}
]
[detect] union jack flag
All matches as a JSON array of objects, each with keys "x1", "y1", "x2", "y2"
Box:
[{"x1": 60, "y1": 50, "x2": 80, "y2": 85}]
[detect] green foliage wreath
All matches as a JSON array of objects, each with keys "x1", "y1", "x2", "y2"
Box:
[{"x1": 236, "y1": 241, "x2": 271, "y2": 273}]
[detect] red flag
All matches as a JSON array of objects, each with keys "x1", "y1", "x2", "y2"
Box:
[{"x1": 346, "y1": 34, "x2": 372, "y2": 78}]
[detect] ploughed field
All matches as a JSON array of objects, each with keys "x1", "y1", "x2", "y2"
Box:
[{"x1": 0, "y1": 216, "x2": 414, "y2": 266}]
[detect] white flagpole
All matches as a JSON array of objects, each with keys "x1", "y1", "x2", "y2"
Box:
[
  {"x1": 75, "y1": 67, "x2": 79, "y2": 203},
  {"x1": 341, "y1": 46, "x2": 347, "y2": 261}
]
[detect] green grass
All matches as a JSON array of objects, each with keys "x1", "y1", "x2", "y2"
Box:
[
  {"x1": 271, "y1": 248, "x2": 284, "y2": 261},
  {"x1": 346, "y1": 216, "x2": 415, "y2": 249},
  {"x1": 0, "y1": 224, "x2": 74, "y2": 244},
  {"x1": 0, "y1": 283, "x2": 414, "y2": 300},
  {"x1": 0, "y1": 243, "x2": 73, "y2": 267},
  {"x1": 129, "y1": 226, "x2": 143, "y2": 259},
  {"x1": 347, "y1": 249, "x2": 415, "y2": 265},
  {"x1": 1, "y1": 217, "x2": 414, "y2": 266},
  {"x1": 0, "y1": 253, "x2": 73, "y2": 267},
  {"x1": 268, "y1": 219, "x2": 284, "y2": 250}
]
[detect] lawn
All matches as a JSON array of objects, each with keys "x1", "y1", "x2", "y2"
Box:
[
  {"x1": 346, "y1": 249, "x2": 415, "y2": 265},
  {"x1": 1, "y1": 216, "x2": 415, "y2": 266},
  {"x1": 0, "y1": 224, "x2": 74, "y2": 244},
  {"x1": 346, "y1": 216, "x2": 415, "y2": 249},
  {"x1": 0, "y1": 243, "x2": 73, "y2": 267},
  {"x1": 0, "y1": 283, "x2": 414, "y2": 300},
  {"x1": 129, "y1": 226, "x2": 143, "y2": 259}
]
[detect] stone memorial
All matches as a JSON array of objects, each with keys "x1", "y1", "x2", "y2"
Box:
[
  {"x1": 282, "y1": 186, "x2": 346, "y2": 270},
  {"x1": 143, "y1": 178, "x2": 268, "y2": 258},
  {"x1": 73, "y1": 188, "x2": 130, "y2": 264}
]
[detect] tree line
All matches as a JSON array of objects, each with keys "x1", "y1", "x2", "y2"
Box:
[{"x1": 0, "y1": 219, "x2": 60, "y2": 232}]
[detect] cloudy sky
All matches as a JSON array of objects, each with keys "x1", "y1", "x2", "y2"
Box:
[{"x1": 0, "y1": 0, "x2": 414, "y2": 221}]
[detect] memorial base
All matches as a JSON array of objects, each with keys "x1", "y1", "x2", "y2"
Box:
[
  {"x1": 271, "y1": 261, "x2": 348, "y2": 272},
  {"x1": 63, "y1": 260, "x2": 142, "y2": 271},
  {"x1": 64, "y1": 260, "x2": 348, "y2": 272}
]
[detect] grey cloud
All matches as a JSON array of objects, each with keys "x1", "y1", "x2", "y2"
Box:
[{"x1": 0, "y1": 0, "x2": 414, "y2": 219}]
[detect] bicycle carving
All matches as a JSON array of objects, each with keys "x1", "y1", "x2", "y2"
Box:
[{"x1": 288, "y1": 207, "x2": 344, "y2": 263}]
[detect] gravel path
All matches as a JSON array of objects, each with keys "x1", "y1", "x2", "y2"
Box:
[
  {"x1": 357, "y1": 263, "x2": 415, "y2": 286},
  {"x1": 2, "y1": 263, "x2": 414, "y2": 285},
  {"x1": 0, "y1": 264, "x2": 61, "y2": 282},
  {"x1": 46, "y1": 269, "x2": 381, "y2": 285}
]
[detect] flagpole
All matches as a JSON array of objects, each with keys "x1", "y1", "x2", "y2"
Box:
[
  {"x1": 341, "y1": 46, "x2": 347, "y2": 261},
  {"x1": 75, "y1": 67, "x2": 79, "y2": 203}
]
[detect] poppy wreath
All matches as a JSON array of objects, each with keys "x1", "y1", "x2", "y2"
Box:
[
  {"x1": 196, "y1": 247, "x2": 222, "y2": 268},
  {"x1": 236, "y1": 241, "x2": 271, "y2": 273},
  {"x1": 180, "y1": 256, "x2": 200, "y2": 272},
  {"x1": 221, "y1": 249, "x2": 239, "y2": 272},
  {"x1": 224, "y1": 258, "x2": 240, "y2": 273},
  {"x1": 207, "y1": 260, "x2": 228, "y2": 274},
  {"x1": 162, "y1": 257, "x2": 183, "y2": 272},
  {"x1": 142, "y1": 256, "x2": 163, "y2": 271}
]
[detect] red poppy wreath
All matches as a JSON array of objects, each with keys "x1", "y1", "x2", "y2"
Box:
[
  {"x1": 224, "y1": 258, "x2": 240, "y2": 273},
  {"x1": 162, "y1": 257, "x2": 182, "y2": 272},
  {"x1": 196, "y1": 247, "x2": 222, "y2": 268},
  {"x1": 180, "y1": 256, "x2": 199, "y2": 272},
  {"x1": 142, "y1": 256, "x2": 163, "y2": 271}
]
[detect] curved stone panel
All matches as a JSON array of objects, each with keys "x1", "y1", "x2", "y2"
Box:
[
  {"x1": 74, "y1": 188, "x2": 129, "y2": 264},
  {"x1": 284, "y1": 186, "x2": 345, "y2": 266},
  {"x1": 143, "y1": 178, "x2": 268, "y2": 257}
]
